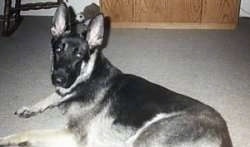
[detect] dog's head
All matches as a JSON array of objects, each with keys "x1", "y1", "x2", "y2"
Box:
[{"x1": 50, "y1": 4, "x2": 104, "y2": 89}]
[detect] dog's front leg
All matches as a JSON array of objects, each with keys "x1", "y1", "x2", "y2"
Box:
[
  {"x1": 14, "y1": 92, "x2": 76, "y2": 118},
  {"x1": 14, "y1": 93, "x2": 61, "y2": 118},
  {"x1": 0, "y1": 129, "x2": 79, "y2": 147}
]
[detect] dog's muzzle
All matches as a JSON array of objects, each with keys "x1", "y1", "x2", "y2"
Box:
[{"x1": 52, "y1": 68, "x2": 71, "y2": 88}]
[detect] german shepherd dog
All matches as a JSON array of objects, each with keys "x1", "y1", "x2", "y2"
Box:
[{"x1": 0, "y1": 4, "x2": 232, "y2": 147}]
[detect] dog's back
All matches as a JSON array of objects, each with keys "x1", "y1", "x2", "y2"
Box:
[{"x1": 107, "y1": 74, "x2": 232, "y2": 147}]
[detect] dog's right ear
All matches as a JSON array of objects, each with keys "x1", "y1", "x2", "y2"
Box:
[
  {"x1": 51, "y1": 4, "x2": 68, "y2": 37},
  {"x1": 86, "y1": 14, "x2": 104, "y2": 49}
]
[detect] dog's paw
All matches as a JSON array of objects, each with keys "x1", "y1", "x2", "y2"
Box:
[
  {"x1": 17, "y1": 141, "x2": 31, "y2": 147},
  {"x1": 14, "y1": 107, "x2": 35, "y2": 118}
]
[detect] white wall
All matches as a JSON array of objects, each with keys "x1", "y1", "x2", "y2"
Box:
[
  {"x1": 240, "y1": 0, "x2": 250, "y2": 17},
  {"x1": 0, "y1": 0, "x2": 250, "y2": 17}
]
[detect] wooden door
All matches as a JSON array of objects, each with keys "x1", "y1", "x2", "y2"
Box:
[
  {"x1": 202, "y1": 0, "x2": 239, "y2": 24},
  {"x1": 100, "y1": 0, "x2": 133, "y2": 22},
  {"x1": 101, "y1": 0, "x2": 202, "y2": 23},
  {"x1": 133, "y1": 0, "x2": 169, "y2": 22},
  {"x1": 100, "y1": 0, "x2": 239, "y2": 29},
  {"x1": 163, "y1": 0, "x2": 202, "y2": 23}
]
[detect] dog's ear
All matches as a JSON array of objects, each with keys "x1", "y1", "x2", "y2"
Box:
[
  {"x1": 51, "y1": 4, "x2": 69, "y2": 37},
  {"x1": 86, "y1": 14, "x2": 104, "y2": 49}
]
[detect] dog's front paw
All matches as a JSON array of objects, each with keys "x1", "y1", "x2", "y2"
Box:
[{"x1": 14, "y1": 107, "x2": 35, "y2": 118}]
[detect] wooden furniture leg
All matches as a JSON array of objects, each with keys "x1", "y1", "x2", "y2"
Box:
[
  {"x1": 2, "y1": 0, "x2": 63, "y2": 36},
  {"x1": 15, "y1": 0, "x2": 21, "y2": 21},
  {"x1": 2, "y1": 0, "x2": 12, "y2": 36}
]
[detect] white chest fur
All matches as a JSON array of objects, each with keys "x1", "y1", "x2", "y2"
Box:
[
  {"x1": 85, "y1": 105, "x2": 135, "y2": 147},
  {"x1": 63, "y1": 88, "x2": 134, "y2": 147}
]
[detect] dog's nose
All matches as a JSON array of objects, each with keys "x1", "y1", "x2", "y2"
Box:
[
  {"x1": 52, "y1": 69, "x2": 70, "y2": 87},
  {"x1": 55, "y1": 77, "x2": 63, "y2": 84},
  {"x1": 55, "y1": 76, "x2": 66, "y2": 85}
]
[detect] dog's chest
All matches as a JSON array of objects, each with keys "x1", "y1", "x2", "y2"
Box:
[
  {"x1": 62, "y1": 88, "x2": 135, "y2": 147},
  {"x1": 66, "y1": 104, "x2": 135, "y2": 147},
  {"x1": 85, "y1": 106, "x2": 135, "y2": 147}
]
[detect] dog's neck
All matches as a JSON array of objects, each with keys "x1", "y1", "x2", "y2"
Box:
[{"x1": 88, "y1": 51, "x2": 122, "y2": 85}]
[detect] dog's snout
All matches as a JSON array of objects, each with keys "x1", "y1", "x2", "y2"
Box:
[{"x1": 52, "y1": 69, "x2": 70, "y2": 87}]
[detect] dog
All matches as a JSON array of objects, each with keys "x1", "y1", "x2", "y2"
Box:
[{"x1": 0, "y1": 4, "x2": 232, "y2": 147}]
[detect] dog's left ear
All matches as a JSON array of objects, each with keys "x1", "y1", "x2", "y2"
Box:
[
  {"x1": 51, "y1": 4, "x2": 69, "y2": 37},
  {"x1": 86, "y1": 14, "x2": 104, "y2": 49}
]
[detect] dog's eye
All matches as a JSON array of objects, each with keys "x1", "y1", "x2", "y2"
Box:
[
  {"x1": 55, "y1": 43, "x2": 65, "y2": 54},
  {"x1": 76, "y1": 53, "x2": 83, "y2": 58},
  {"x1": 55, "y1": 48, "x2": 63, "y2": 53},
  {"x1": 73, "y1": 48, "x2": 83, "y2": 58}
]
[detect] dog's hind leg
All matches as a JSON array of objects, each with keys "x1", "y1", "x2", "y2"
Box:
[{"x1": 0, "y1": 129, "x2": 79, "y2": 147}]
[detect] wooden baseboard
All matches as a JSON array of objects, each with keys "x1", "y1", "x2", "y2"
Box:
[{"x1": 110, "y1": 22, "x2": 237, "y2": 30}]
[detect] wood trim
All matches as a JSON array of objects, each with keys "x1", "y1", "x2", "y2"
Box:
[{"x1": 110, "y1": 22, "x2": 236, "y2": 30}]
